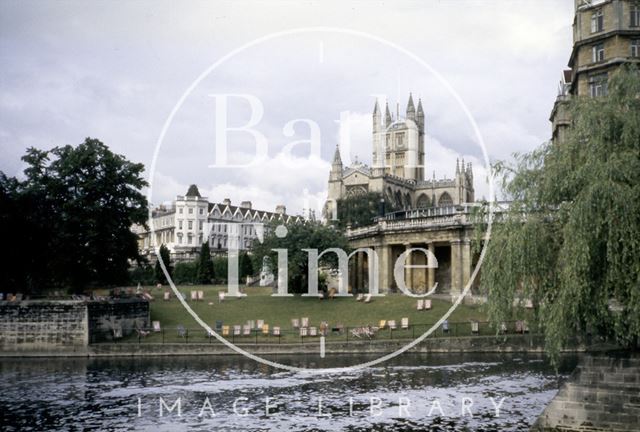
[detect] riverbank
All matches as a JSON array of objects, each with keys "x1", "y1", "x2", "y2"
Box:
[{"x1": 0, "y1": 334, "x2": 609, "y2": 358}]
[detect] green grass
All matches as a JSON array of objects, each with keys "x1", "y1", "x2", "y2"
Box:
[{"x1": 114, "y1": 284, "x2": 538, "y2": 344}]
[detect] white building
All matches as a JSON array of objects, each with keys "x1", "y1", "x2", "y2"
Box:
[{"x1": 135, "y1": 185, "x2": 301, "y2": 261}]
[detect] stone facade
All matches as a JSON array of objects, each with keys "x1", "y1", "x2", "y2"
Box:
[
  {"x1": 0, "y1": 299, "x2": 150, "y2": 351},
  {"x1": 551, "y1": 0, "x2": 640, "y2": 143},
  {"x1": 344, "y1": 205, "x2": 480, "y2": 296},
  {"x1": 533, "y1": 354, "x2": 640, "y2": 431},
  {"x1": 325, "y1": 94, "x2": 474, "y2": 218},
  {"x1": 134, "y1": 185, "x2": 302, "y2": 262}
]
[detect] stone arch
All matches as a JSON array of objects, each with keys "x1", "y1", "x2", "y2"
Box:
[
  {"x1": 438, "y1": 191, "x2": 453, "y2": 207},
  {"x1": 394, "y1": 190, "x2": 403, "y2": 208},
  {"x1": 417, "y1": 193, "x2": 430, "y2": 208},
  {"x1": 404, "y1": 193, "x2": 412, "y2": 209},
  {"x1": 345, "y1": 186, "x2": 367, "y2": 197}
]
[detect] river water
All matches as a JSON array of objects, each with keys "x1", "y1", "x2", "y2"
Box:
[{"x1": 0, "y1": 353, "x2": 577, "y2": 431}]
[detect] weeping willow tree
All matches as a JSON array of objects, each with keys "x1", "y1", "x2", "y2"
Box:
[{"x1": 478, "y1": 66, "x2": 640, "y2": 363}]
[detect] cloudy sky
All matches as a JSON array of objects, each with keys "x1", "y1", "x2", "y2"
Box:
[{"x1": 0, "y1": 0, "x2": 575, "y2": 215}]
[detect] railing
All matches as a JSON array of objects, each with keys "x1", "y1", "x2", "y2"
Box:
[{"x1": 93, "y1": 320, "x2": 538, "y2": 346}]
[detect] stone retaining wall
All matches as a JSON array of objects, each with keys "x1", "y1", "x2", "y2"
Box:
[
  {"x1": 0, "y1": 299, "x2": 149, "y2": 351},
  {"x1": 532, "y1": 353, "x2": 640, "y2": 431}
]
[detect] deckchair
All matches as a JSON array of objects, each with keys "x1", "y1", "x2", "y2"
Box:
[
  {"x1": 309, "y1": 327, "x2": 318, "y2": 336},
  {"x1": 197, "y1": 290, "x2": 204, "y2": 301},
  {"x1": 273, "y1": 326, "x2": 281, "y2": 336},
  {"x1": 378, "y1": 320, "x2": 386, "y2": 329},
  {"x1": 401, "y1": 317, "x2": 409, "y2": 329},
  {"x1": 356, "y1": 293, "x2": 364, "y2": 302},
  {"x1": 417, "y1": 299, "x2": 424, "y2": 310},
  {"x1": 218, "y1": 292, "x2": 225, "y2": 303},
  {"x1": 442, "y1": 320, "x2": 449, "y2": 334},
  {"x1": 190, "y1": 291, "x2": 197, "y2": 301},
  {"x1": 471, "y1": 321, "x2": 479, "y2": 334},
  {"x1": 256, "y1": 319, "x2": 265, "y2": 329},
  {"x1": 242, "y1": 324, "x2": 251, "y2": 336},
  {"x1": 364, "y1": 294, "x2": 372, "y2": 303},
  {"x1": 152, "y1": 321, "x2": 161, "y2": 332},
  {"x1": 164, "y1": 291, "x2": 170, "y2": 301},
  {"x1": 300, "y1": 327, "x2": 308, "y2": 337},
  {"x1": 233, "y1": 325, "x2": 241, "y2": 336},
  {"x1": 215, "y1": 320, "x2": 223, "y2": 332},
  {"x1": 291, "y1": 318, "x2": 300, "y2": 328},
  {"x1": 262, "y1": 324, "x2": 269, "y2": 335},
  {"x1": 388, "y1": 320, "x2": 397, "y2": 330},
  {"x1": 222, "y1": 325, "x2": 230, "y2": 336},
  {"x1": 301, "y1": 317, "x2": 309, "y2": 328},
  {"x1": 177, "y1": 325, "x2": 186, "y2": 338},
  {"x1": 424, "y1": 299, "x2": 432, "y2": 310}
]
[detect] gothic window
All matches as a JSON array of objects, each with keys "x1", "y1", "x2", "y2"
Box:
[
  {"x1": 404, "y1": 193, "x2": 412, "y2": 209},
  {"x1": 417, "y1": 193, "x2": 430, "y2": 208},
  {"x1": 631, "y1": 3, "x2": 640, "y2": 27},
  {"x1": 396, "y1": 132, "x2": 405, "y2": 148},
  {"x1": 438, "y1": 192, "x2": 453, "y2": 207},
  {"x1": 592, "y1": 43, "x2": 604, "y2": 62},
  {"x1": 632, "y1": 39, "x2": 640, "y2": 57},
  {"x1": 589, "y1": 73, "x2": 608, "y2": 97},
  {"x1": 591, "y1": 9, "x2": 603, "y2": 33},
  {"x1": 394, "y1": 190, "x2": 403, "y2": 208}
]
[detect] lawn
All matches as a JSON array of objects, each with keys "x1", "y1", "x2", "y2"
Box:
[{"x1": 118, "y1": 284, "x2": 534, "y2": 344}]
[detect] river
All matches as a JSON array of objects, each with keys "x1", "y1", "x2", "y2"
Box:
[{"x1": 0, "y1": 353, "x2": 577, "y2": 431}]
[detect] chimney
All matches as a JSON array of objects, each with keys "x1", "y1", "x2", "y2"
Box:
[
  {"x1": 222, "y1": 198, "x2": 231, "y2": 206},
  {"x1": 275, "y1": 204, "x2": 286, "y2": 215},
  {"x1": 240, "y1": 201, "x2": 252, "y2": 209}
]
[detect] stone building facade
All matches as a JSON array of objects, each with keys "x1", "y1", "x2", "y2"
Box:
[
  {"x1": 551, "y1": 0, "x2": 640, "y2": 143},
  {"x1": 134, "y1": 185, "x2": 302, "y2": 261},
  {"x1": 325, "y1": 94, "x2": 474, "y2": 218}
]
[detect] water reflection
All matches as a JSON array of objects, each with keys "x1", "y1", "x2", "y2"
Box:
[{"x1": 0, "y1": 353, "x2": 578, "y2": 431}]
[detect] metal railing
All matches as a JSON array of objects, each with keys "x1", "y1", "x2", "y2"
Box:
[{"x1": 93, "y1": 320, "x2": 537, "y2": 346}]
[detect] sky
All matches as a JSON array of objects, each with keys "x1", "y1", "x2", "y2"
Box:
[{"x1": 0, "y1": 0, "x2": 575, "y2": 215}]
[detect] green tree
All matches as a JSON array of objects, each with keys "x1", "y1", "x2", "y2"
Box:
[
  {"x1": 212, "y1": 255, "x2": 228, "y2": 284},
  {"x1": 155, "y1": 244, "x2": 172, "y2": 284},
  {"x1": 240, "y1": 251, "x2": 254, "y2": 282},
  {"x1": 197, "y1": 242, "x2": 214, "y2": 284},
  {"x1": 334, "y1": 191, "x2": 396, "y2": 229},
  {"x1": 0, "y1": 138, "x2": 148, "y2": 293},
  {"x1": 252, "y1": 220, "x2": 351, "y2": 294},
  {"x1": 477, "y1": 66, "x2": 640, "y2": 362},
  {"x1": 173, "y1": 261, "x2": 198, "y2": 284}
]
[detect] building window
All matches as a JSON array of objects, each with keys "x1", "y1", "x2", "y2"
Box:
[
  {"x1": 178, "y1": 235, "x2": 182, "y2": 244},
  {"x1": 632, "y1": 39, "x2": 640, "y2": 57},
  {"x1": 395, "y1": 132, "x2": 405, "y2": 148},
  {"x1": 199, "y1": 208, "x2": 203, "y2": 215},
  {"x1": 178, "y1": 220, "x2": 183, "y2": 229},
  {"x1": 199, "y1": 221, "x2": 203, "y2": 230},
  {"x1": 592, "y1": 43, "x2": 605, "y2": 62},
  {"x1": 179, "y1": 208, "x2": 183, "y2": 214},
  {"x1": 589, "y1": 73, "x2": 608, "y2": 97},
  {"x1": 591, "y1": 9, "x2": 603, "y2": 33},
  {"x1": 188, "y1": 220, "x2": 193, "y2": 230},
  {"x1": 188, "y1": 208, "x2": 193, "y2": 214},
  {"x1": 631, "y1": 3, "x2": 640, "y2": 27}
]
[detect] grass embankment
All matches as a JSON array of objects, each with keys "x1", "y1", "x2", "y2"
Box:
[{"x1": 117, "y1": 285, "x2": 536, "y2": 344}]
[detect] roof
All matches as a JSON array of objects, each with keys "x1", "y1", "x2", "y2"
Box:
[{"x1": 185, "y1": 184, "x2": 201, "y2": 197}]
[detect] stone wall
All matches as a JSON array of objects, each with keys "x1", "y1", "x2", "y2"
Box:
[
  {"x1": 533, "y1": 353, "x2": 640, "y2": 431},
  {"x1": 0, "y1": 301, "x2": 88, "y2": 352},
  {"x1": 87, "y1": 299, "x2": 150, "y2": 343},
  {"x1": 0, "y1": 299, "x2": 150, "y2": 351}
]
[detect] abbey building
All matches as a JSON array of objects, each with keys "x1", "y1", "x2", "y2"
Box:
[{"x1": 325, "y1": 94, "x2": 474, "y2": 217}]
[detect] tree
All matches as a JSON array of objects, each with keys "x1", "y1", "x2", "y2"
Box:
[
  {"x1": 0, "y1": 138, "x2": 148, "y2": 293},
  {"x1": 334, "y1": 191, "x2": 396, "y2": 229},
  {"x1": 155, "y1": 244, "x2": 172, "y2": 285},
  {"x1": 197, "y1": 242, "x2": 214, "y2": 284},
  {"x1": 239, "y1": 251, "x2": 254, "y2": 282},
  {"x1": 252, "y1": 220, "x2": 351, "y2": 294},
  {"x1": 212, "y1": 255, "x2": 228, "y2": 284},
  {"x1": 173, "y1": 261, "x2": 198, "y2": 285},
  {"x1": 477, "y1": 66, "x2": 640, "y2": 363}
]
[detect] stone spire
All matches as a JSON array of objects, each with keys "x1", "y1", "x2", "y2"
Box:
[
  {"x1": 456, "y1": 158, "x2": 460, "y2": 174},
  {"x1": 406, "y1": 93, "x2": 416, "y2": 120},
  {"x1": 416, "y1": 98, "x2": 425, "y2": 132},
  {"x1": 330, "y1": 144, "x2": 343, "y2": 182},
  {"x1": 332, "y1": 144, "x2": 342, "y2": 166},
  {"x1": 385, "y1": 102, "x2": 392, "y2": 125}
]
